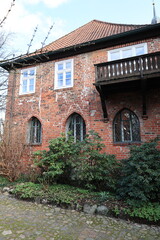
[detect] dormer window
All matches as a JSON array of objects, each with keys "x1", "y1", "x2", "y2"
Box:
[
  {"x1": 20, "y1": 68, "x2": 36, "y2": 94},
  {"x1": 108, "y1": 43, "x2": 148, "y2": 61},
  {"x1": 55, "y1": 59, "x2": 73, "y2": 89}
]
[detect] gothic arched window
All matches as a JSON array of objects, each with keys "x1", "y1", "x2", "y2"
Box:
[
  {"x1": 66, "y1": 113, "x2": 86, "y2": 141},
  {"x1": 28, "y1": 117, "x2": 42, "y2": 144},
  {"x1": 113, "y1": 109, "x2": 140, "y2": 143}
]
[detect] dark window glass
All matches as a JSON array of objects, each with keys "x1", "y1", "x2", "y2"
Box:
[
  {"x1": 113, "y1": 109, "x2": 140, "y2": 143},
  {"x1": 67, "y1": 113, "x2": 86, "y2": 141},
  {"x1": 29, "y1": 117, "x2": 41, "y2": 144}
]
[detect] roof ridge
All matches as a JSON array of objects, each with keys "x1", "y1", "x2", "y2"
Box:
[{"x1": 92, "y1": 19, "x2": 147, "y2": 27}]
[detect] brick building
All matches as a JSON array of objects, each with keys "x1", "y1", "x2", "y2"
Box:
[{"x1": 1, "y1": 18, "x2": 160, "y2": 159}]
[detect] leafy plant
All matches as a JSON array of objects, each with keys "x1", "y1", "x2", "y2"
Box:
[
  {"x1": 97, "y1": 191, "x2": 111, "y2": 202},
  {"x1": 34, "y1": 130, "x2": 119, "y2": 191},
  {"x1": 12, "y1": 182, "x2": 44, "y2": 199},
  {"x1": 70, "y1": 131, "x2": 120, "y2": 191},
  {"x1": 13, "y1": 182, "x2": 97, "y2": 207},
  {"x1": 117, "y1": 140, "x2": 160, "y2": 203},
  {"x1": 34, "y1": 133, "x2": 77, "y2": 184},
  {"x1": 124, "y1": 203, "x2": 160, "y2": 222}
]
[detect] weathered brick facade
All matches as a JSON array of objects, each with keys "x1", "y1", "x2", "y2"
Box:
[{"x1": 4, "y1": 22, "x2": 160, "y2": 160}]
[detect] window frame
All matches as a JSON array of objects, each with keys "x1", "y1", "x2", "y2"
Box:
[
  {"x1": 20, "y1": 67, "x2": 36, "y2": 95},
  {"x1": 113, "y1": 109, "x2": 141, "y2": 144},
  {"x1": 54, "y1": 59, "x2": 74, "y2": 90},
  {"x1": 108, "y1": 43, "x2": 148, "y2": 61},
  {"x1": 28, "y1": 117, "x2": 42, "y2": 145}
]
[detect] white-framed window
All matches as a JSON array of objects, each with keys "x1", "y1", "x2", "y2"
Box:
[
  {"x1": 55, "y1": 59, "x2": 73, "y2": 89},
  {"x1": 20, "y1": 67, "x2": 36, "y2": 94},
  {"x1": 108, "y1": 43, "x2": 148, "y2": 61}
]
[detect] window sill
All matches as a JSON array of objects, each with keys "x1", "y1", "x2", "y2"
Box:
[
  {"x1": 27, "y1": 143, "x2": 42, "y2": 146},
  {"x1": 19, "y1": 93, "x2": 35, "y2": 97},
  {"x1": 54, "y1": 86, "x2": 73, "y2": 91},
  {"x1": 113, "y1": 142, "x2": 141, "y2": 146}
]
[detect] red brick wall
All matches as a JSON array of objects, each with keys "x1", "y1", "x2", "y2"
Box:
[{"x1": 5, "y1": 37, "x2": 160, "y2": 159}]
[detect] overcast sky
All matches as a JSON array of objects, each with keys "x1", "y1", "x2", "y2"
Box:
[{"x1": 0, "y1": 0, "x2": 160, "y2": 56}]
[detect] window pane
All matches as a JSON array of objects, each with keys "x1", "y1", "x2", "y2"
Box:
[
  {"x1": 136, "y1": 46, "x2": 144, "y2": 56},
  {"x1": 122, "y1": 110, "x2": 130, "y2": 121},
  {"x1": 66, "y1": 62, "x2": 71, "y2": 69},
  {"x1": 110, "y1": 51, "x2": 120, "y2": 61},
  {"x1": 122, "y1": 49, "x2": 132, "y2": 58},
  {"x1": 58, "y1": 73, "x2": 63, "y2": 87},
  {"x1": 22, "y1": 85, "x2": 27, "y2": 93},
  {"x1": 23, "y1": 79, "x2": 27, "y2": 86},
  {"x1": 29, "y1": 78, "x2": 34, "y2": 85},
  {"x1": 66, "y1": 71, "x2": 71, "y2": 86},
  {"x1": 123, "y1": 120, "x2": 131, "y2": 141},
  {"x1": 58, "y1": 73, "x2": 63, "y2": 80},
  {"x1": 114, "y1": 114, "x2": 121, "y2": 142},
  {"x1": 22, "y1": 80, "x2": 27, "y2": 93},
  {"x1": 30, "y1": 69, "x2": 35, "y2": 76},
  {"x1": 131, "y1": 114, "x2": 140, "y2": 141},
  {"x1": 23, "y1": 71, "x2": 28, "y2": 77},
  {"x1": 58, "y1": 63, "x2": 63, "y2": 71},
  {"x1": 29, "y1": 79, "x2": 34, "y2": 92}
]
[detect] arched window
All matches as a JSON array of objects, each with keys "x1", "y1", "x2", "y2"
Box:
[
  {"x1": 113, "y1": 109, "x2": 140, "y2": 143},
  {"x1": 28, "y1": 117, "x2": 42, "y2": 144},
  {"x1": 66, "y1": 113, "x2": 86, "y2": 141}
]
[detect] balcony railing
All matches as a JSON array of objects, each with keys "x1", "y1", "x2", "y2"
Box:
[{"x1": 95, "y1": 52, "x2": 160, "y2": 84}]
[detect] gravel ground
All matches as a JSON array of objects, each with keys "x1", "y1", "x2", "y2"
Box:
[{"x1": 0, "y1": 193, "x2": 160, "y2": 240}]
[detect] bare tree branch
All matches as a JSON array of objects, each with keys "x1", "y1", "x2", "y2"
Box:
[{"x1": 0, "y1": 0, "x2": 16, "y2": 28}]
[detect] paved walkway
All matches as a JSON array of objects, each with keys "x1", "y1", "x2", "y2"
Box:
[{"x1": 0, "y1": 194, "x2": 160, "y2": 240}]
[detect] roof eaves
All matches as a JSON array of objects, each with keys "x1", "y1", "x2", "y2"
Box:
[{"x1": 1, "y1": 23, "x2": 160, "y2": 71}]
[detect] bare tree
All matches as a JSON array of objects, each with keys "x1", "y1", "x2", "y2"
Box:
[
  {"x1": 0, "y1": 32, "x2": 12, "y2": 115},
  {"x1": 0, "y1": 0, "x2": 16, "y2": 115}
]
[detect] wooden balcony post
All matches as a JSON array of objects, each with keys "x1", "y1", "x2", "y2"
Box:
[
  {"x1": 141, "y1": 79, "x2": 148, "y2": 119},
  {"x1": 96, "y1": 85, "x2": 109, "y2": 122}
]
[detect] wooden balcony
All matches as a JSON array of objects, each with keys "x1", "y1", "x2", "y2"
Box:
[
  {"x1": 94, "y1": 52, "x2": 160, "y2": 121},
  {"x1": 95, "y1": 52, "x2": 160, "y2": 85}
]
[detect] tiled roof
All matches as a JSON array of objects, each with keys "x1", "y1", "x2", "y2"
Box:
[{"x1": 42, "y1": 20, "x2": 146, "y2": 52}]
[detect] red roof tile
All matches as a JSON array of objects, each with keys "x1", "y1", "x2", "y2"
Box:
[{"x1": 42, "y1": 20, "x2": 146, "y2": 52}]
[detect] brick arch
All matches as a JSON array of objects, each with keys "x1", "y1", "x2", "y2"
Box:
[
  {"x1": 64, "y1": 111, "x2": 87, "y2": 127},
  {"x1": 27, "y1": 115, "x2": 42, "y2": 124},
  {"x1": 113, "y1": 107, "x2": 139, "y2": 120}
]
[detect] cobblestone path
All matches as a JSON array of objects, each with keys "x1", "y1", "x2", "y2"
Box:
[{"x1": 0, "y1": 194, "x2": 160, "y2": 240}]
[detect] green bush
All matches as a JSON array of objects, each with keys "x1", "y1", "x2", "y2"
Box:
[
  {"x1": 34, "y1": 133, "x2": 77, "y2": 184},
  {"x1": 117, "y1": 140, "x2": 160, "y2": 203},
  {"x1": 34, "y1": 130, "x2": 119, "y2": 191},
  {"x1": 70, "y1": 131, "x2": 119, "y2": 191}
]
